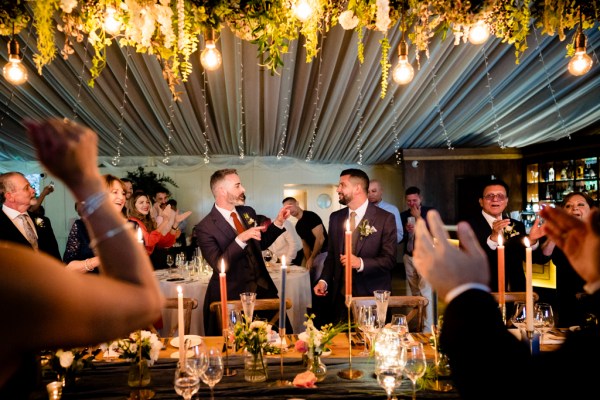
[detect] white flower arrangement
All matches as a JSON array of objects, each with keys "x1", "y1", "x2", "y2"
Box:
[
  {"x1": 243, "y1": 213, "x2": 256, "y2": 227},
  {"x1": 504, "y1": 223, "x2": 520, "y2": 240},
  {"x1": 339, "y1": 10, "x2": 359, "y2": 30},
  {"x1": 358, "y1": 219, "x2": 377, "y2": 238},
  {"x1": 375, "y1": 0, "x2": 391, "y2": 32},
  {"x1": 35, "y1": 217, "x2": 45, "y2": 228},
  {"x1": 105, "y1": 330, "x2": 162, "y2": 366}
]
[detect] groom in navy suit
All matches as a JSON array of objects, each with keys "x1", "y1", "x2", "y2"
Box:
[
  {"x1": 314, "y1": 169, "x2": 397, "y2": 324},
  {"x1": 194, "y1": 169, "x2": 292, "y2": 335},
  {"x1": 0, "y1": 172, "x2": 61, "y2": 260}
]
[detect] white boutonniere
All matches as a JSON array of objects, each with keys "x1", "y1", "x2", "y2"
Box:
[
  {"x1": 243, "y1": 213, "x2": 256, "y2": 227},
  {"x1": 504, "y1": 223, "x2": 519, "y2": 240},
  {"x1": 357, "y1": 219, "x2": 377, "y2": 239},
  {"x1": 35, "y1": 218, "x2": 45, "y2": 228}
]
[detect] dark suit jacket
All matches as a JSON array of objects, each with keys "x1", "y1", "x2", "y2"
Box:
[
  {"x1": 466, "y1": 213, "x2": 526, "y2": 292},
  {"x1": 441, "y1": 289, "x2": 600, "y2": 398},
  {"x1": 320, "y1": 203, "x2": 397, "y2": 321},
  {"x1": 194, "y1": 205, "x2": 285, "y2": 335},
  {"x1": 0, "y1": 210, "x2": 61, "y2": 261}
]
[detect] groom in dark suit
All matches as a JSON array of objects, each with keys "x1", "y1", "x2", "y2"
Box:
[
  {"x1": 194, "y1": 168, "x2": 292, "y2": 335},
  {"x1": 314, "y1": 169, "x2": 397, "y2": 324},
  {"x1": 0, "y1": 172, "x2": 61, "y2": 260}
]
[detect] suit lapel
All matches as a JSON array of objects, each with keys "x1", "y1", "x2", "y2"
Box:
[
  {"x1": 210, "y1": 206, "x2": 237, "y2": 240},
  {"x1": 355, "y1": 205, "x2": 376, "y2": 255}
]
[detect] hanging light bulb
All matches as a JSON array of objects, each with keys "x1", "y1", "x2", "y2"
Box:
[
  {"x1": 293, "y1": 0, "x2": 314, "y2": 22},
  {"x1": 103, "y1": 5, "x2": 122, "y2": 35},
  {"x1": 392, "y1": 40, "x2": 414, "y2": 85},
  {"x1": 568, "y1": 12, "x2": 593, "y2": 76},
  {"x1": 200, "y1": 30, "x2": 222, "y2": 71},
  {"x1": 468, "y1": 20, "x2": 490, "y2": 45},
  {"x1": 3, "y1": 27, "x2": 27, "y2": 86}
]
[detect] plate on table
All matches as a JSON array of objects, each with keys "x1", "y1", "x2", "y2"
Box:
[{"x1": 170, "y1": 335, "x2": 203, "y2": 348}]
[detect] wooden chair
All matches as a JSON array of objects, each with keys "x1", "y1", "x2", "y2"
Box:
[
  {"x1": 491, "y1": 291, "x2": 539, "y2": 304},
  {"x1": 350, "y1": 295, "x2": 429, "y2": 333},
  {"x1": 209, "y1": 298, "x2": 292, "y2": 331},
  {"x1": 152, "y1": 297, "x2": 198, "y2": 336}
]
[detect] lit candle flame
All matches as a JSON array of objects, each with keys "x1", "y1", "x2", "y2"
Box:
[
  {"x1": 281, "y1": 255, "x2": 287, "y2": 269},
  {"x1": 345, "y1": 219, "x2": 350, "y2": 232},
  {"x1": 177, "y1": 285, "x2": 182, "y2": 295},
  {"x1": 523, "y1": 237, "x2": 530, "y2": 248},
  {"x1": 220, "y1": 258, "x2": 225, "y2": 274},
  {"x1": 137, "y1": 227, "x2": 143, "y2": 243},
  {"x1": 497, "y1": 234, "x2": 503, "y2": 246}
]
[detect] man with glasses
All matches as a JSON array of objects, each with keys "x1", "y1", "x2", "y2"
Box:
[{"x1": 467, "y1": 178, "x2": 543, "y2": 292}]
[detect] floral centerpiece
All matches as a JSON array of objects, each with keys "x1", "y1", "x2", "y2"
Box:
[
  {"x1": 294, "y1": 314, "x2": 348, "y2": 382},
  {"x1": 45, "y1": 347, "x2": 100, "y2": 387},
  {"x1": 233, "y1": 317, "x2": 282, "y2": 382},
  {"x1": 104, "y1": 330, "x2": 162, "y2": 387}
]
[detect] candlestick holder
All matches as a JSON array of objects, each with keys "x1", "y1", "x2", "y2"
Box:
[
  {"x1": 222, "y1": 329, "x2": 237, "y2": 377},
  {"x1": 338, "y1": 295, "x2": 363, "y2": 380},
  {"x1": 499, "y1": 302, "x2": 506, "y2": 325},
  {"x1": 273, "y1": 328, "x2": 293, "y2": 387}
]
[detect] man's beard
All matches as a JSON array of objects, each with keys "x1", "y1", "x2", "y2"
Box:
[
  {"x1": 338, "y1": 192, "x2": 350, "y2": 206},
  {"x1": 229, "y1": 192, "x2": 246, "y2": 205}
]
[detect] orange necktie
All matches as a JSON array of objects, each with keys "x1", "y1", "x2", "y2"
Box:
[{"x1": 231, "y1": 212, "x2": 245, "y2": 234}]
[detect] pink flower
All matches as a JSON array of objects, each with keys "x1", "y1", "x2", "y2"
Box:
[
  {"x1": 295, "y1": 339, "x2": 308, "y2": 353},
  {"x1": 293, "y1": 370, "x2": 317, "y2": 388}
]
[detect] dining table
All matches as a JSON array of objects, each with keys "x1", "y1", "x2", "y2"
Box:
[
  {"x1": 38, "y1": 333, "x2": 463, "y2": 400},
  {"x1": 155, "y1": 262, "x2": 312, "y2": 336}
]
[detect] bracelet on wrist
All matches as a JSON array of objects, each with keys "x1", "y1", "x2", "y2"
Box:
[
  {"x1": 89, "y1": 223, "x2": 132, "y2": 249},
  {"x1": 78, "y1": 192, "x2": 107, "y2": 219}
]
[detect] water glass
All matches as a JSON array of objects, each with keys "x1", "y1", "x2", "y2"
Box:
[
  {"x1": 173, "y1": 363, "x2": 200, "y2": 400},
  {"x1": 200, "y1": 347, "x2": 224, "y2": 395},
  {"x1": 390, "y1": 313, "x2": 409, "y2": 342},
  {"x1": 374, "y1": 290, "x2": 391, "y2": 326}
]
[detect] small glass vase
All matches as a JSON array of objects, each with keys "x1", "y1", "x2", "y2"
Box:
[
  {"x1": 127, "y1": 359, "x2": 151, "y2": 387},
  {"x1": 244, "y1": 350, "x2": 268, "y2": 383},
  {"x1": 306, "y1": 353, "x2": 327, "y2": 382}
]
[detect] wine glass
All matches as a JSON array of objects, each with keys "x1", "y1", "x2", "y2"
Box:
[
  {"x1": 510, "y1": 301, "x2": 527, "y2": 333},
  {"x1": 226, "y1": 309, "x2": 242, "y2": 348},
  {"x1": 374, "y1": 290, "x2": 391, "y2": 326},
  {"x1": 200, "y1": 347, "x2": 224, "y2": 397},
  {"x1": 390, "y1": 314, "x2": 409, "y2": 344},
  {"x1": 263, "y1": 249, "x2": 273, "y2": 267},
  {"x1": 401, "y1": 342, "x2": 427, "y2": 400},
  {"x1": 240, "y1": 292, "x2": 256, "y2": 322},
  {"x1": 166, "y1": 254, "x2": 174, "y2": 276},
  {"x1": 357, "y1": 305, "x2": 379, "y2": 356},
  {"x1": 377, "y1": 366, "x2": 404, "y2": 400},
  {"x1": 534, "y1": 303, "x2": 555, "y2": 345},
  {"x1": 187, "y1": 344, "x2": 208, "y2": 379},
  {"x1": 173, "y1": 362, "x2": 200, "y2": 400}
]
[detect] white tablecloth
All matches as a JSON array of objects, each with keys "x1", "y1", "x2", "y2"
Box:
[{"x1": 155, "y1": 264, "x2": 312, "y2": 335}]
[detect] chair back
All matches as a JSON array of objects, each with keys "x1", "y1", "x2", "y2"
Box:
[
  {"x1": 209, "y1": 298, "x2": 292, "y2": 331},
  {"x1": 161, "y1": 297, "x2": 198, "y2": 336},
  {"x1": 491, "y1": 291, "x2": 539, "y2": 304},
  {"x1": 351, "y1": 295, "x2": 429, "y2": 333}
]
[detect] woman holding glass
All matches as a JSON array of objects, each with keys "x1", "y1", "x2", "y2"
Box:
[{"x1": 63, "y1": 174, "x2": 126, "y2": 273}]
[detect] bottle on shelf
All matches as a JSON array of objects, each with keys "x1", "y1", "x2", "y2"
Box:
[{"x1": 548, "y1": 166, "x2": 555, "y2": 182}]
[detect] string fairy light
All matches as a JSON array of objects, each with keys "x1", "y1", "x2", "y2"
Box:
[
  {"x1": 111, "y1": 46, "x2": 131, "y2": 166},
  {"x1": 388, "y1": 93, "x2": 402, "y2": 165},
  {"x1": 532, "y1": 27, "x2": 570, "y2": 140},
  {"x1": 236, "y1": 36, "x2": 246, "y2": 159},
  {"x1": 162, "y1": 99, "x2": 176, "y2": 164},
  {"x1": 305, "y1": 28, "x2": 326, "y2": 162},
  {"x1": 431, "y1": 71, "x2": 454, "y2": 150},
  {"x1": 480, "y1": 44, "x2": 504, "y2": 149},
  {"x1": 276, "y1": 51, "x2": 295, "y2": 159},
  {"x1": 200, "y1": 70, "x2": 211, "y2": 163},
  {"x1": 353, "y1": 60, "x2": 364, "y2": 165},
  {"x1": 70, "y1": 39, "x2": 89, "y2": 122}
]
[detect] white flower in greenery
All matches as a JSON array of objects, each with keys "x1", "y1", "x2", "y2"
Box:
[
  {"x1": 35, "y1": 218, "x2": 45, "y2": 228},
  {"x1": 57, "y1": 350, "x2": 75, "y2": 368},
  {"x1": 60, "y1": 0, "x2": 78, "y2": 13},
  {"x1": 358, "y1": 219, "x2": 377, "y2": 238},
  {"x1": 375, "y1": 0, "x2": 391, "y2": 32},
  {"x1": 339, "y1": 10, "x2": 358, "y2": 30}
]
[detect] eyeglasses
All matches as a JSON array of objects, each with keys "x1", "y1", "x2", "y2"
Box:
[{"x1": 483, "y1": 193, "x2": 507, "y2": 201}]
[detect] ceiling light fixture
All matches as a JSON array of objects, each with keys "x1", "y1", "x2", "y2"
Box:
[
  {"x1": 568, "y1": 9, "x2": 593, "y2": 76},
  {"x1": 103, "y1": 5, "x2": 122, "y2": 36},
  {"x1": 392, "y1": 8, "x2": 414, "y2": 85},
  {"x1": 468, "y1": 19, "x2": 490, "y2": 45},
  {"x1": 3, "y1": 24, "x2": 28, "y2": 85},
  {"x1": 293, "y1": 0, "x2": 314, "y2": 22},
  {"x1": 200, "y1": 30, "x2": 222, "y2": 71}
]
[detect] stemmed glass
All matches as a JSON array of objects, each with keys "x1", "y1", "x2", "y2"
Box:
[
  {"x1": 174, "y1": 341, "x2": 200, "y2": 400},
  {"x1": 226, "y1": 309, "x2": 242, "y2": 349},
  {"x1": 534, "y1": 303, "x2": 555, "y2": 345},
  {"x1": 401, "y1": 342, "x2": 427, "y2": 400},
  {"x1": 166, "y1": 254, "x2": 174, "y2": 276},
  {"x1": 390, "y1": 314, "x2": 409, "y2": 344},
  {"x1": 263, "y1": 249, "x2": 273, "y2": 267},
  {"x1": 377, "y1": 365, "x2": 404, "y2": 400},
  {"x1": 357, "y1": 305, "x2": 379, "y2": 356},
  {"x1": 240, "y1": 292, "x2": 256, "y2": 322},
  {"x1": 374, "y1": 290, "x2": 391, "y2": 327},
  {"x1": 200, "y1": 347, "x2": 224, "y2": 399},
  {"x1": 187, "y1": 345, "x2": 208, "y2": 381},
  {"x1": 510, "y1": 301, "x2": 527, "y2": 333}
]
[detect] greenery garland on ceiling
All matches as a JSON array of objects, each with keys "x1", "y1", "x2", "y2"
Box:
[{"x1": 0, "y1": 0, "x2": 598, "y2": 99}]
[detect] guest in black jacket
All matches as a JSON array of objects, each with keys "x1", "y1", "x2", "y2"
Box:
[{"x1": 413, "y1": 207, "x2": 600, "y2": 399}]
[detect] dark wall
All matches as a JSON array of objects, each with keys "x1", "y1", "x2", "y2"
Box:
[{"x1": 402, "y1": 158, "x2": 523, "y2": 224}]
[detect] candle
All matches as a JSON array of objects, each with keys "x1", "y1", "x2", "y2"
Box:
[
  {"x1": 177, "y1": 285, "x2": 184, "y2": 365},
  {"x1": 497, "y1": 234, "x2": 505, "y2": 306},
  {"x1": 137, "y1": 227, "x2": 144, "y2": 244},
  {"x1": 219, "y1": 259, "x2": 228, "y2": 334},
  {"x1": 279, "y1": 256, "x2": 287, "y2": 331},
  {"x1": 524, "y1": 237, "x2": 534, "y2": 332},
  {"x1": 345, "y1": 219, "x2": 352, "y2": 298}
]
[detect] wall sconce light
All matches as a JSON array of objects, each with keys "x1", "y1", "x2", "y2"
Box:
[
  {"x1": 3, "y1": 27, "x2": 28, "y2": 86},
  {"x1": 200, "y1": 30, "x2": 222, "y2": 71},
  {"x1": 103, "y1": 5, "x2": 122, "y2": 36},
  {"x1": 568, "y1": 11, "x2": 593, "y2": 76},
  {"x1": 468, "y1": 20, "x2": 490, "y2": 45},
  {"x1": 392, "y1": 40, "x2": 414, "y2": 85},
  {"x1": 293, "y1": 0, "x2": 314, "y2": 22}
]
